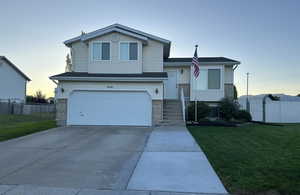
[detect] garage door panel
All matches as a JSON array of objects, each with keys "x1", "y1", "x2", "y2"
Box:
[{"x1": 68, "y1": 91, "x2": 152, "y2": 126}]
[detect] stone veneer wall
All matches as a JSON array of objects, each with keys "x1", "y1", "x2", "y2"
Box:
[
  {"x1": 56, "y1": 98, "x2": 67, "y2": 126},
  {"x1": 152, "y1": 100, "x2": 163, "y2": 126},
  {"x1": 224, "y1": 83, "x2": 234, "y2": 99}
]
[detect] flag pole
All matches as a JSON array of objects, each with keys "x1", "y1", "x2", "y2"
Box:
[{"x1": 194, "y1": 45, "x2": 198, "y2": 123}]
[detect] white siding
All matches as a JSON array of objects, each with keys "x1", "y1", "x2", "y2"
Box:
[
  {"x1": 56, "y1": 81, "x2": 163, "y2": 100},
  {"x1": 71, "y1": 41, "x2": 88, "y2": 72},
  {"x1": 224, "y1": 65, "x2": 234, "y2": 84},
  {"x1": 88, "y1": 32, "x2": 143, "y2": 74},
  {"x1": 143, "y1": 39, "x2": 164, "y2": 72},
  {"x1": 0, "y1": 59, "x2": 27, "y2": 102},
  {"x1": 190, "y1": 65, "x2": 225, "y2": 101}
]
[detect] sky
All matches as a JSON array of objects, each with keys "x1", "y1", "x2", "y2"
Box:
[{"x1": 0, "y1": 0, "x2": 299, "y2": 97}]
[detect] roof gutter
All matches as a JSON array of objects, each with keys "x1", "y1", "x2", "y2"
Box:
[
  {"x1": 164, "y1": 61, "x2": 241, "y2": 67},
  {"x1": 49, "y1": 76, "x2": 167, "y2": 82}
]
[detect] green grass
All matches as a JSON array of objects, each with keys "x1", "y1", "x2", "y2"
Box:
[
  {"x1": 188, "y1": 124, "x2": 300, "y2": 195},
  {"x1": 0, "y1": 114, "x2": 56, "y2": 141}
]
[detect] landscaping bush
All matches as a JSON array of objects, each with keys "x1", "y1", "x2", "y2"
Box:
[
  {"x1": 234, "y1": 110, "x2": 252, "y2": 122},
  {"x1": 218, "y1": 98, "x2": 239, "y2": 121},
  {"x1": 187, "y1": 101, "x2": 211, "y2": 121}
]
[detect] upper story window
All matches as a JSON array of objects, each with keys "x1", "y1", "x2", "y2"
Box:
[
  {"x1": 195, "y1": 69, "x2": 221, "y2": 90},
  {"x1": 120, "y1": 42, "x2": 138, "y2": 61},
  {"x1": 91, "y1": 42, "x2": 110, "y2": 61}
]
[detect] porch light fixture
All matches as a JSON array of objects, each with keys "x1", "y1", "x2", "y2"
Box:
[
  {"x1": 155, "y1": 88, "x2": 159, "y2": 94},
  {"x1": 61, "y1": 88, "x2": 65, "y2": 93},
  {"x1": 181, "y1": 68, "x2": 184, "y2": 74}
]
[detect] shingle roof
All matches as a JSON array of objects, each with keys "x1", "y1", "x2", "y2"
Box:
[
  {"x1": 0, "y1": 56, "x2": 31, "y2": 81},
  {"x1": 164, "y1": 57, "x2": 240, "y2": 64},
  {"x1": 50, "y1": 72, "x2": 168, "y2": 80}
]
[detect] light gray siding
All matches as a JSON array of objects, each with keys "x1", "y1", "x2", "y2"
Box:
[
  {"x1": 87, "y1": 32, "x2": 143, "y2": 74},
  {"x1": 142, "y1": 39, "x2": 164, "y2": 72},
  {"x1": 71, "y1": 41, "x2": 89, "y2": 72},
  {"x1": 69, "y1": 32, "x2": 165, "y2": 74}
]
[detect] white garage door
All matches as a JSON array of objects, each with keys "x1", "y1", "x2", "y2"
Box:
[{"x1": 68, "y1": 91, "x2": 152, "y2": 126}]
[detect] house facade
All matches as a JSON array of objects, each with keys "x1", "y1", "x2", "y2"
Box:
[
  {"x1": 0, "y1": 56, "x2": 31, "y2": 103},
  {"x1": 50, "y1": 24, "x2": 240, "y2": 126}
]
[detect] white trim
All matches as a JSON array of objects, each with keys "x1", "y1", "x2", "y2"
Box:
[
  {"x1": 90, "y1": 41, "x2": 111, "y2": 62},
  {"x1": 164, "y1": 61, "x2": 240, "y2": 67},
  {"x1": 50, "y1": 76, "x2": 167, "y2": 82},
  {"x1": 119, "y1": 41, "x2": 139, "y2": 61},
  {"x1": 64, "y1": 24, "x2": 170, "y2": 45}
]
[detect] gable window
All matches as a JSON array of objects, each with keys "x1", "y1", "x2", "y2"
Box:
[
  {"x1": 195, "y1": 69, "x2": 221, "y2": 90},
  {"x1": 91, "y1": 42, "x2": 110, "y2": 61},
  {"x1": 120, "y1": 42, "x2": 138, "y2": 60}
]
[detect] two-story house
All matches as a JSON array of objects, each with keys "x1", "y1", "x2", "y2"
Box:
[
  {"x1": 0, "y1": 56, "x2": 31, "y2": 103},
  {"x1": 50, "y1": 24, "x2": 240, "y2": 126}
]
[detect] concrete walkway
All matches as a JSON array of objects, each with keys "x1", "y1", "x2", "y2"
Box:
[
  {"x1": 127, "y1": 126, "x2": 228, "y2": 194},
  {"x1": 0, "y1": 125, "x2": 227, "y2": 195}
]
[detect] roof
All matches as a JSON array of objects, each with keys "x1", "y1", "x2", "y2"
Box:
[
  {"x1": 164, "y1": 57, "x2": 240, "y2": 66},
  {"x1": 0, "y1": 56, "x2": 31, "y2": 81},
  {"x1": 50, "y1": 72, "x2": 168, "y2": 81},
  {"x1": 64, "y1": 23, "x2": 171, "y2": 58}
]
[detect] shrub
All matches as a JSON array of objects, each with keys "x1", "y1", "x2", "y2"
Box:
[
  {"x1": 187, "y1": 101, "x2": 211, "y2": 121},
  {"x1": 218, "y1": 98, "x2": 239, "y2": 121},
  {"x1": 234, "y1": 110, "x2": 252, "y2": 122}
]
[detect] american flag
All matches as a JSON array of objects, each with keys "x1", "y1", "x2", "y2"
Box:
[{"x1": 192, "y1": 45, "x2": 200, "y2": 78}]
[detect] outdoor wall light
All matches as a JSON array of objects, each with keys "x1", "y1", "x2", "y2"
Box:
[
  {"x1": 61, "y1": 88, "x2": 65, "y2": 93},
  {"x1": 181, "y1": 68, "x2": 184, "y2": 74},
  {"x1": 155, "y1": 88, "x2": 159, "y2": 94}
]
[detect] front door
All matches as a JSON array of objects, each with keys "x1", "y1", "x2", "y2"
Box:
[{"x1": 164, "y1": 71, "x2": 178, "y2": 99}]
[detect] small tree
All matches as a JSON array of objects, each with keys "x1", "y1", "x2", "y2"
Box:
[
  {"x1": 34, "y1": 90, "x2": 47, "y2": 103},
  {"x1": 219, "y1": 98, "x2": 239, "y2": 121},
  {"x1": 65, "y1": 54, "x2": 72, "y2": 72}
]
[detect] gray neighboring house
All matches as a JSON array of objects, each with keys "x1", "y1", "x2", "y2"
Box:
[
  {"x1": 50, "y1": 23, "x2": 240, "y2": 126},
  {"x1": 0, "y1": 56, "x2": 31, "y2": 103}
]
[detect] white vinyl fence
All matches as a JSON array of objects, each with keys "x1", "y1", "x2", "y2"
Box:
[{"x1": 239, "y1": 99, "x2": 300, "y2": 123}]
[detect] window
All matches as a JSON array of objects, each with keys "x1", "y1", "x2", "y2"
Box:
[
  {"x1": 120, "y1": 42, "x2": 138, "y2": 60},
  {"x1": 208, "y1": 69, "x2": 221, "y2": 89},
  {"x1": 195, "y1": 69, "x2": 221, "y2": 90},
  {"x1": 92, "y1": 42, "x2": 110, "y2": 61}
]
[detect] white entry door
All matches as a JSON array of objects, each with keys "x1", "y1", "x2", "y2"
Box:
[
  {"x1": 68, "y1": 91, "x2": 152, "y2": 126},
  {"x1": 164, "y1": 71, "x2": 178, "y2": 99}
]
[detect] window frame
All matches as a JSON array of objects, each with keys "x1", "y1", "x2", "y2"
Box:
[
  {"x1": 90, "y1": 41, "x2": 111, "y2": 61},
  {"x1": 119, "y1": 41, "x2": 139, "y2": 61}
]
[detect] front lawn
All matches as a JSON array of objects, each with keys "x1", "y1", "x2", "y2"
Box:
[
  {"x1": 188, "y1": 124, "x2": 300, "y2": 195},
  {"x1": 0, "y1": 114, "x2": 56, "y2": 141}
]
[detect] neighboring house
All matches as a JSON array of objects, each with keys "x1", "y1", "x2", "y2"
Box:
[
  {"x1": 0, "y1": 56, "x2": 31, "y2": 103},
  {"x1": 50, "y1": 24, "x2": 240, "y2": 126}
]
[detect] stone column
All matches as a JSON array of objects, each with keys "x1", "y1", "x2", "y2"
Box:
[{"x1": 56, "y1": 98, "x2": 67, "y2": 126}]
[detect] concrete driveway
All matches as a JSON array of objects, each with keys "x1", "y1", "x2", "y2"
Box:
[{"x1": 0, "y1": 125, "x2": 227, "y2": 195}]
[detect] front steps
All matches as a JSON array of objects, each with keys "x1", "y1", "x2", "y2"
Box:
[{"x1": 157, "y1": 100, "x2": 185, "y2": 126}]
